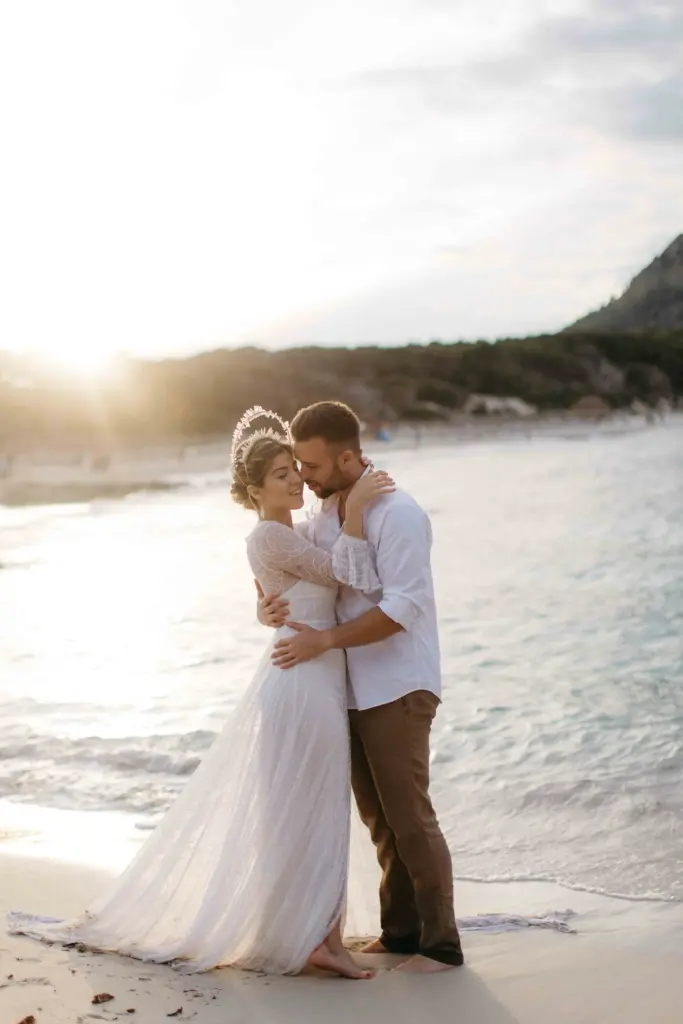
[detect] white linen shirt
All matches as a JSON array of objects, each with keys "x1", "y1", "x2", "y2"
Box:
[{"x1": 304, "y1": 486, "x2": 442, "y2": 711}]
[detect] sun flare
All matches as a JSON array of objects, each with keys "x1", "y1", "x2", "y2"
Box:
[{"x1": 29, "y1": 344, "x2": 119, "y2": 382}]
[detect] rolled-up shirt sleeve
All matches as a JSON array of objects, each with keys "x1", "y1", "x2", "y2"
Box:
[{"x1": 377, "y1": 502, "x2": 432, "y2": 631}]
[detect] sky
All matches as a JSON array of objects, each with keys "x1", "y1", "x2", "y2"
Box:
[{"x1": 1, "y1": 0, "x2": 682, "y2": 370}]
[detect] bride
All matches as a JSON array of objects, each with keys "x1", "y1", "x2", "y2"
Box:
[{"x1": 8, "y1": 409, "x2": 394, "y2": 980}]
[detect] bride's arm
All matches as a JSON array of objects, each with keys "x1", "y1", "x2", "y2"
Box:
[
  {"x1": 248, "y1": 520, "x2": 380, "y2": 592},
  {"x1": 293, "y1": 519, "x2": 314, "y2": 542},
  {"x1": 254, "y1": 520, "x2": 321, "y2": 628},
  {"x1": 251, "y1": 472, "x2": 394, "y2": 605},
  {"x1": 270, "y1": 501, "x2": 427, "y2": 669}
]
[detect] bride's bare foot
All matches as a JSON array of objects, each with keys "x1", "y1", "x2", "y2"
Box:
[
  {"x1": 308, "y1": 943, "x2": 375, "y2": 980},
  {"x1": 394, "y1": 954, "x2": 458, "y2": 974},
  {"x1": 360, "y1": 938, "x2": 388, "y2": 954}
]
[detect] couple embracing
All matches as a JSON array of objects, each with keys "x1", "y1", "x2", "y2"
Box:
[{"x1": 8, "y1": 401, "x2": 463, "y2": 981}]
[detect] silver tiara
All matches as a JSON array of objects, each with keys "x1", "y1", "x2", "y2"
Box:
[{"x1": 230, "y1": 406, "x2": 291, "y2": 467}]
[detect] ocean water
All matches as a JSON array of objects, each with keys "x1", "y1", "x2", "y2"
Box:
[{"x1": 1, "y1": 420, "x2": 682, "y2": 905}]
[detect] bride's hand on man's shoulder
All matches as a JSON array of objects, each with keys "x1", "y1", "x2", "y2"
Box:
[{"x1": 347, "y1": 470, "x2": 395, "y2": 511}]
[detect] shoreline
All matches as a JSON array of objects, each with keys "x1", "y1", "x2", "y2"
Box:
[
  {"x1": 2, "y1": 798, "x2": 682, "y2": 915},
  {"x1": 2, "y1": 412, "x2": 680, "y2": 510},
  {"x1": 0, "y1": 479, "x2": 181, "y2": 508},
  {"x1": 1, "y1": 849, "x2": 682, "y2": 1024},
  {"x1": 2, "y1": 801, "x2": 682, "y2": 948}
]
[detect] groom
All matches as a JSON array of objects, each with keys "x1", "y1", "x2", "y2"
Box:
[{"x1": 258, "y1": 400, "x2": 464, "y2": 974}]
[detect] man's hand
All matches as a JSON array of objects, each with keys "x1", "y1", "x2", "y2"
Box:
[
  {"x1": 271, "y1": 623, "x2": 331, "y2": 669},
  {"x1": 255, "y1": 580, "x2": 290, "y2": 628}
]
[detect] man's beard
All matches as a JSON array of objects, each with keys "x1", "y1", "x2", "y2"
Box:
[
  {"x1": 308, "y1": 483, "x2": 339, "y2": 499},
  {"x1": 307, "y1": 475, "x2": 347, "y2": 500}
]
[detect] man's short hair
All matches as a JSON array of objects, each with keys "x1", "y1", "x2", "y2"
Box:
[{"x1": 290, "y1": 401, "x2": 361, "y2": 451}]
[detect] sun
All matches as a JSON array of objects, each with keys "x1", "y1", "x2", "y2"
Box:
[{"x1": 29, "y1": 344, "x2": 119, "y2": 382}]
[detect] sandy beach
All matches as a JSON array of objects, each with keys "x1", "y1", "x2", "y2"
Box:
[{"x1": 1, "y1": 851, "x2": 681, "y2": 1024}]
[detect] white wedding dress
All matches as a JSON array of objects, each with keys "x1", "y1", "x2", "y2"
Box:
[{"x1": 7, "y1": 521, "x2": 382, "y2": 975}]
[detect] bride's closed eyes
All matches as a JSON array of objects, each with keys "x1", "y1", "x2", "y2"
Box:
[{"x1": 272, "y1": 464, "x2": 301, "y2": 482}]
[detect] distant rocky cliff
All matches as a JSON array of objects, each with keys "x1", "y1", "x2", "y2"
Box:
[
  {"x1": 4, "y1": 242, "x2": 683, "y2": 448},
  {"x1": 568, "y1": 235, "x2": 683, "y2": 332},
  {"x1": 1, "y1": 327, "x2": 682, "y2": 450}
]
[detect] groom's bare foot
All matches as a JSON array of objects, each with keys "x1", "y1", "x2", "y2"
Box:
[
  {"x1": 308, "y1": 944, "x2": 375, "y2": 980},
  {"x1": 394, "y1": 954, "x2": 459, "y2": 974},
  {"x1": 359, "y1": 938, "x2": 388, "y2": 954}
]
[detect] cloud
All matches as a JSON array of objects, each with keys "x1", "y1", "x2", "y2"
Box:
[
  {"x1": 536, "y1": 0, "x2": 683, "y2": 58},
  {"x1": 1, "y1": 0, "x2": 682, "y2": 357},
  {"x1": 344, "y1": 1, "x2": 683, "y2": 143},
  {"x1": 527, "y1": 2, "x2": 683, "y2": 144},
  {"x1": 590, "y1": 75, "x2": 683, "y2": 144}
]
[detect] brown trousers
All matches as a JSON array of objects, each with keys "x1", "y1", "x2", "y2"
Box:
[{"x1": 348, "y1": 691, "x2": 463, "y2": 966}]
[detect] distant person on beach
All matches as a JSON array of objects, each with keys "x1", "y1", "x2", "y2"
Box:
[{"x1": 259, "y1": 401, "x2": 463, "y2": 974}]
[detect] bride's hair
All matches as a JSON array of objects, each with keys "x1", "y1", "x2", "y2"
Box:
[{"x1": 230, "y1": 436, "x2": 294, "y2": 511}]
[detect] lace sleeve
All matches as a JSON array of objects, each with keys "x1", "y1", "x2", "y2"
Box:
[
  {"x1": 293, "y1": 519, "x2": 315, "y2": 543},
  {"x1": 247, "y1": 520, "x2": 380, "y2": 593}
]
